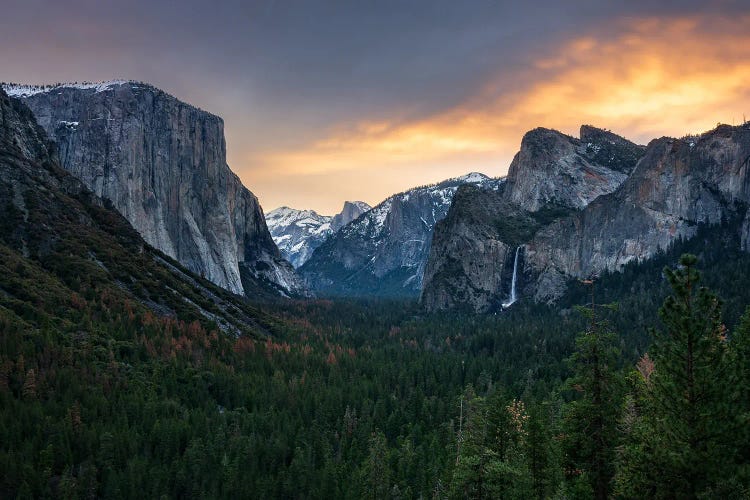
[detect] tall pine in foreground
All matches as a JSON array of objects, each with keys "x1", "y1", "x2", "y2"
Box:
[
  {"x1": 449, "y1": 387, "x2": 535, "y2": 499},
  {"x1": 615, "y1": 254, "x2": 734, "y2": 498},
  {"x1": 562, "y1": 283, "x2": 622, "y2": 500},
  {"x1": 728, "y1": 308, "x2": 750, "y2": 491}
]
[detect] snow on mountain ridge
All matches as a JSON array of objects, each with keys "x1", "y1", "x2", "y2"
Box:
[
  {"x1": 266, "y1": 201, "x2": 371, "y2": 268},
  {"x1": 347, "y1": 201, "x2": 372, "y2": 215},
  {"x1": 454, "y1": 172, "x2": 491, "y2": 183},
  {"x1": 340, "y1": 172, "x2": 502, "y2": 241},
  {"x1": 299, "y1": 172, "x2": 505, "y2": 296},
  {"x1": 3, "y1": 80, "x2": 133, "y2": 97}
]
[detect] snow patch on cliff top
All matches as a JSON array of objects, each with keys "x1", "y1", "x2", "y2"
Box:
[
  {"x1": 350, "y1": 201, "x2": 372, "y2": 213},
  {"x1": 452, "y1": 172, "x2": 491, "y2": 184},
  {"x1": 266, "y1": 207, "x2": 330, "y2": 229},
  {"x1": 3, "y1": 80, "x2": 133, "y2": 97}
]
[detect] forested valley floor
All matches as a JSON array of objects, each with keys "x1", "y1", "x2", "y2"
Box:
[{"x1": 2, "y1": 222, "x2": 750, "y2": 498}]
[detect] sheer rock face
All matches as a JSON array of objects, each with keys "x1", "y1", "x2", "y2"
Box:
[
  {"x1": 502, "y1": 127, "x2": 639, "y2": 212},
  {"x1": 300, "y1": 173, "x2": 504, "y2": 297},
  {"x1": 422, "y1": 124, "x2": 750, "y2": 311},
  {"x1": 529, "y1": 126, "x2": 750, "y2": 300},
  {"x1": 331, "y1": 201, "x2": 371, "y2": 231},
  {"x1": 0, "y1": 88, "x2": 272, "y2": 333},
  {"x1": 422, "y1": 126, "x2": 643, "y2": 311},
  {"x1": 420, "y1": 184, "x2": 515, "y2": 312},
  {"x1": 4, "y1": 81, "x2": 306, "y2": 297},
  {"x1": 266, "y1": 201, "x2": 371, "y2": 268}
]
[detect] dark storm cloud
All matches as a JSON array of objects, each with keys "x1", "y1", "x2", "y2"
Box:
[{"x1": 3, "y1": 0, "x2": 742, "y2": 120}]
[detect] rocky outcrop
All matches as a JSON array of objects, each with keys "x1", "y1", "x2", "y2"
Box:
[
  {"x1": 502, "y1": 126, "x2": 641, "y2": 211},
  {"x1": 300, "y1": 173, "x2": 504, "y2": 297},
  {"x1": 422, "y1": 126, "x2": 645, "y2": 311},
  {"x1": 331, "y1": 201, "x2": 371, "y2": 231},
  {"x1": 527, "y1": 126, "x2": 750, "y2": 301},
  {"x1": 420, "y1": 184, "x2": 516, "y2": 311},
  {"x1": 4, "y1": 81, "x2": 306, "y2": 297},
  {"x1": 422, "y1": 124, "x2": 750, "y2": 312},
  {"x1": 266, "y1": 201, "x2": 370, "y2": 268}
]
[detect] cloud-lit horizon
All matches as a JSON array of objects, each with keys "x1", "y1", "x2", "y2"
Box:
[{"x1": 2, "y1": 1, "x2": 749, "y2": 214}]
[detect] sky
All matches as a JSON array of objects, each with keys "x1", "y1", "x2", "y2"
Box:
[{"x1": 2, "y1": 0, "x2": 750, "y2": 214}]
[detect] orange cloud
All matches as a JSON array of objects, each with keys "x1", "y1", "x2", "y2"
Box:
[
  {"x1": 509, "y1": 17, "x2": 750, "y2": 140},
  {"x1": 248, "y1": 15, "x2": 750, "y2": 214}
]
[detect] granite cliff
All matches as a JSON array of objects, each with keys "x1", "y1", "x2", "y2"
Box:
[
  {"x1": 525, "y1": 125, "x2": 750, "y2": 301},
  {"x1": 502, "y1": 126, "x2": 641, "y2": 211},
  {"x1": 0, "y1": 87, "x2": 272, "y2": 333},
  {"x1": 422, "y1": 126, "x2": 647, "y2": 311},
  {"x1": 423, "y1": 124, "x2": 750, "y2": 311},
  {"x1": 3, "y1": 81, "x2": 306, "y2": 298}
]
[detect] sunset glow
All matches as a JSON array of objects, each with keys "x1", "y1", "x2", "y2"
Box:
[
  {"x1": 3, "y1": 4, "x2": 750, "y2": 214},
  {"x1": 246, "y1": 15, "x2": 750, "y2": 213}
]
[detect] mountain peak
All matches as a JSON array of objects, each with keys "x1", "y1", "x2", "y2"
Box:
[
  {"x1": 266, "y1": 201, "x2": 371, "y2": 268},
  {"x1": 505, "y1": 126, "x2": 630, "y2": 211},
  {"x1": 299, "y1": 172, "x2": 504, "y2": 297},
  {"x1": 579, "y1": 124, "x2": 639, "y2": 147},
  {"x1": 580, "y1": 124, "x2": 614, "y2": 141},
  {"x1": 579, "y1": 124, "x2": 645, "y2": 174},
  {"x1": 520, "y1": 127, "x2": 569, "y2": 147},
  {"x1": 342, "y1": 200, "x2": 372, "y2": 212},
  {"x1": 331, "y1": 200, "x2": 371, "y2": 232},
  {"x1": 453, "y1": 172, "x2": 491, "y2": 184}
]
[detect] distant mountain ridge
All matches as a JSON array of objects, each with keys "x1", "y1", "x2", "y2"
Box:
[
  {"x1": 299, "y1": 173, "x2": 504, "y2": 297},
  {"x1": 265, "y1": 200, "x2": 371, "y2": 268},
  {"x1": 3, "y1": 80, "x2": 307, "y2": 298}
]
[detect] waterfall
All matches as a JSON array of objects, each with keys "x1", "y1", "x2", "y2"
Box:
[{"x1": 502, "y1": 246, "x2": 521, "y2": 308}]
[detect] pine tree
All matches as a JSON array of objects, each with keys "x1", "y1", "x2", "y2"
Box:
[
  {"x1": 653, "y1": 254, "x2": 731, "y2": 497},
  {"x1": 727, "y1": 308, "x2": 750, "y2": 492},
  {"x1": 21, "y1": 369, "x2": 37, "y2": 400},
  {"x1": 450, "y1": 388, "x2": 533, "y2": 499},
  {"x1": 450, "y1": 386, "x2": 491, "y2": 498},
  {"x1": 524, "y1": 401, "x2": 560, "y2": 499},
  {"x1": 562, "y1": 281, "x2": 622, "y2": 500},
  {"x1": 363, "y1": 430, "x2": 391, "y2": 500},
  {"x1": 613, "y1": 358, "x2": 660, "y2": 499},
  {"x1": 615, "y1": 254, "x2": 733, "y2": 498}
]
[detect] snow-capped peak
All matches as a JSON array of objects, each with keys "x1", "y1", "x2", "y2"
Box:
[
  {"x1": 349, "y1": 201, "x2": 372, "y2": 213},
  {"x1": 453, "y1": 172, "x2": 491, "y2": 184},
  {"x1": 337, "y1": 171, "x2": 504, "y2": 244},
  {"x1": 299, "y1": 172, "x2": 505, "y2": 295},
  {"x1": 266, "y1": 201, "x2": 371, "y2": 268}
]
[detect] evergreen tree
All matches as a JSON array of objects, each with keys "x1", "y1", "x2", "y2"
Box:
[
  {"x1": 450, "y1": 387, "x2": 533, "y2": 499},
  {"x1": 362, "y1": 430, "x2": 390, "y2": 500},
  {"x1": 562, "y1": 282, "x2": 622, "y2": 500},
  {"x1": 615, "y1": 254, "x2": 733, "y2": 498},
  {"x1": 613, "y1": 357, "x2": 660, "y2": 499},
  {"x1": 727, "y1": 308, "x2": 750, "y2": 492},
  {"x1": 524, "y1": 401, "x2": 561, "y2": 499},
  {"x1": 450, "y1": 386, "x2": 491, "y2": 499}
]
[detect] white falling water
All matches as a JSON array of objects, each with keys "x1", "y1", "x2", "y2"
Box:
[{"x1": 502, "y1": 246, "x2": 521, "y2": 308}]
